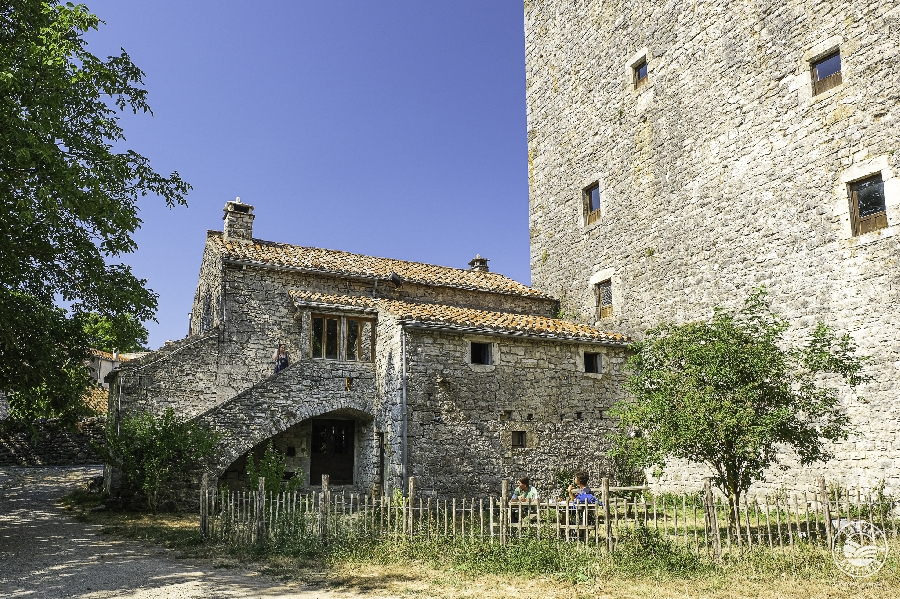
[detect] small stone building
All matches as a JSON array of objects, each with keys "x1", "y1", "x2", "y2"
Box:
[{"x1": 107, "y1": 200, "x2": 630, "y2": 496}]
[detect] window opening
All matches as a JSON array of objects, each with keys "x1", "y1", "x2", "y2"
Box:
[
  {"x1": 812, "y1": 50, "x2": 842, "y2": 95},
  {"x1": 596, "y1": 279, "x2": 613, "y2": 318},
  {"x1": 312, "y1": 316, "x2": 324, "y2": 358},
  {"x1": 471, "y1": 342, "x2": 492, "y2": 365},
  {"x1": 849, "y1": 174, "x2": 887, "y2": 236},
  {"x1": 633, "y1": 57, "x2": 648, "y2": 88},
  {"x1": 584, "y1": 182, "x2": 602, "y2": 225},
  {"x1": 325, "y1": 317, "x2": 339, "y2": 359},
  {"x1": 511, "y1": 431, "x2": 526, "y2": 448},
  {"x1": 584, "y1": 352, "x2": 602, "y2": 373},
  {"x1": 345, "y1": 318, "x2": 375, "y2": 362}
]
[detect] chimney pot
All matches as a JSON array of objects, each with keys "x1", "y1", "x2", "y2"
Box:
[{"x1": 468, "y1": 254, "x2": 490, "y2": 272}]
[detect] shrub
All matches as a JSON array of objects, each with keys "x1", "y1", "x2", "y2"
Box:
[
  {"x1": 246, "y1": 440, "x2": 304, "y2": 494},
  {"x1": 96, "y1": 407, "x2": 220, "y2": 512}
]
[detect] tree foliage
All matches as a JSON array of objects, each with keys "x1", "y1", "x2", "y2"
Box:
[
  {"x1": 96, "y1": 408, "x2": 220, "y2": 512},
  {"x1": 0, "y1": 1, "x2": 189, "y2": 423},
  {"x1": 609, "y1": 289, "x2": 869, "y2": 513},
  {"x1": 82, "y1": 312, "x2": 149, "y2": 353}
]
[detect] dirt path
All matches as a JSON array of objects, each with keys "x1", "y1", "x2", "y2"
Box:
[{"x1": 0, "y1": 466, "x2": 393, "y2": 599}]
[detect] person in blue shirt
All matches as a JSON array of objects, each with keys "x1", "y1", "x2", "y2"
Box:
[{"x1": 567, "y1": 471, "x2": 595, "y2": 503}]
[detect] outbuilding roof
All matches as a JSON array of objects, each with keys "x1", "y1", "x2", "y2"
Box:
[
  {"x1": 289, "y1": 290, "x2": 629, "y2": 345},
  {"x1": 209, "y1": 232, "x2": 551, "y2": 299}
]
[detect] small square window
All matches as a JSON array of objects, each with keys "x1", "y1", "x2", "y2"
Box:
[
  {"x1": 584, "y1": 352, "x2": 602, "y2": 374},
  {"x1": 471, "y1": 342, "x2": 492, "y2": 365},
  {"x1": 286, "y1": 446, "x2": 296, "y2": 457},
  {"x1": 811, "y1": 50, "x2": 842, "y2": 95},
  {"x1": 584, "y1": 182, "x2": 602, "y2": 224},
  {"x1": 849, "y1": 174, "x2": 887, "y2": 236},
  {"x1": 596, "y1": 279, "x2": 613, "y2": 318},
  {"x1": 633, "y1": 57, "x2": 648, "y2": 88},
  {"x1": 511, "y1": 431, "x2": 526, "y2": 448}
]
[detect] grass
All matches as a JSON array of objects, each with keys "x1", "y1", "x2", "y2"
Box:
[{"x1": 59, "y1": 490, "x2": 900, "y2": 599}]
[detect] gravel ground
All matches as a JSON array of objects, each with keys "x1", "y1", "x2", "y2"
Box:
[{"x1": 0, "y1": 466, "x2": 394, "y2": 599}]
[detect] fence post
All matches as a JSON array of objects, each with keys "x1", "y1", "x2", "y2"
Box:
[
  {"x1": 256, "y1": 477, "x2": 266, "y2": 542},
  {"x1": 318, "y1": 474, "x2": 330, "y2": 542},
  {"x1": 602, "y1": 477, "x2": 612, "y2": 551},
  {"x1": 408, "y1": 476, "x2": 416, "y2": 536},
  {"x1": 819, "y1": 477, "x2": 832, "y2": 548},
  {"x1": 501, "y1": 479, "x2": 508, "y2": 545},
  {"x1": 705, "y1": 480, "x2": 721, "y2": 559},
  {"x1": 200, "y1": 472, "x2": 209, "y2": 538}
]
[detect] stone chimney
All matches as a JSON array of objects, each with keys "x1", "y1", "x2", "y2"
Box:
[
  {"x1": 223, "y1": 197, "x2": 255, "y2": 241},
  {"x1": 468, "y1": 254, "x2": 490, "y2": 272}
]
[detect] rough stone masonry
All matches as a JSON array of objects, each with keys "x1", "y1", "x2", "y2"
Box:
[
  {"x1": 525, "y1": 0, "x2": 900, "y2": 494},
  {"x1": 107, "y1": 200, "x2": 632, "y2": 500}
]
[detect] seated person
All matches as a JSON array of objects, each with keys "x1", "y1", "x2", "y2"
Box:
[
  {"x1": 567, "y1": 471, "x2": 596, "y2": 503},
  {"x1": 567, "y1": 471, "x2": 598, "y2": 530},
  {"x1": 510, "y1": 476, "x2": 538, "y2": 523}
]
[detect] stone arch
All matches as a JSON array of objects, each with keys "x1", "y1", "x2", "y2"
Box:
[{"x1": 190, "y1": 365, "x2": 377, "y2": 480}]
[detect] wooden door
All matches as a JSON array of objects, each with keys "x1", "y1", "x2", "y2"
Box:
[{"x1": 310, "y1": 419, "x2": 355, "y2": 485}]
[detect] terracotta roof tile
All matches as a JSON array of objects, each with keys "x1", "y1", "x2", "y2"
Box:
[
  {"x1": 289, "y1": 290, "x2": 629, "y2": 345},
  {"x1": 89, "y1": 349, "x2": 131, "y2": 362},
  {"x1": 210, "y1": 232, "x2": 550, "y2": 299}
]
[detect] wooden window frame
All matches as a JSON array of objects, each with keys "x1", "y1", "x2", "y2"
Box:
[
  {"x1": 345, "y1": 316, "x2": 376, "y2": 363},
  {"x1": 848, "y1": 175, "x2": 888, "y2": 236},
  {"x1": 633, "y1": 57, "x2": 648, "y2": 89},
  {"x1": 511, "y1": 431, "x2": 527, "y2": 449},
  {"x1": 811, "y1": 50, "x2": 842, "y2": 96},
  {"x1": 584, "y1": 182, "x2": 602, "y2": 225},
  {"x1": 596, "y1": 279, "x2": 613, "y2": 319},
  {"x1": 311, "y1": 313, "x2": 376, "y2": 362}
]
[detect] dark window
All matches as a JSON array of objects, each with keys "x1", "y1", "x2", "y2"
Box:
[
  {"x1": 511, "y1": 431, "x2": 526, "y2": 448},
  {"x1": 584, "y1": 352, "x2": 602, "y2": 373},
  {"x1": 471, "y1": 342, "x2": 492, "y2": 365},
  {"x1": 634, "y1": 57, "x2": 648, "y2": 88},
  {"x1": 325, "y1": 318, "x2": 339, "y2": 359},
  {"x1": 584, "y1": 182, "x2": 602, "y2": 224},
  {"x1": 286, "y1": 446, "x2": 296, "y2": 457},
  {"x1": 812, "y1": 50, "x2": 842, "y2": 95},
  {"x1": 345, "y1": 318, "x2": 375, "y2": 362},
  {"x1": 596, "y1": 279, "x2": 613, "y2": 318},
  {"x1": 311, "y1": 314, "x2": 341, "y2": 360},
  {"x1": 312, "y1": 316, "x2": 324, "y2": 357},
  {"x1": 849, "y1": 174, "x2": 887, "y2": 236}
]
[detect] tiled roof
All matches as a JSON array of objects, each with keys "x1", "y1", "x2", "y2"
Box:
[
  {"x1": 83, "y1": 385, "x2": 108, "y2": 414},
  {"x1": 209, "y1": 232, "x2": 551, "y2": 299},
  {"x1": 89, "y1": 349, "x2": 131, "y2": 362},
  {"x1": 289, "y1": 290, "x2": 629, "y2": 345}
]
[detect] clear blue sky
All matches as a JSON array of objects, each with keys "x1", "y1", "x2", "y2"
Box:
[{"x1": 83, "y1": 1, "x2": 531, "y2": 349}]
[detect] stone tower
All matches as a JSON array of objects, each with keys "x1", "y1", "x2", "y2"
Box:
[{"x1": 525, "y1": 1, "x2": 900, "y2": 493}]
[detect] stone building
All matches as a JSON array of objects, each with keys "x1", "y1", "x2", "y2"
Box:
[
  {"x1": 524, "y1": 1, "x2": 900, "y2": 493},
  {"x1": 108, "y1": 200, "x2": 630, "y2": 496}
]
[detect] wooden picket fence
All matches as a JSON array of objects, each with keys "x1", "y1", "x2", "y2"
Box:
[{"x1": 199, "y1": 474, "x2": 899, "y2": 558}]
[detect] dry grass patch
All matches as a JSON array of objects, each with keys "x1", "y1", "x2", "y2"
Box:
[{"x1": 59, "y1": 490, "x2": 899, "y2": 599}]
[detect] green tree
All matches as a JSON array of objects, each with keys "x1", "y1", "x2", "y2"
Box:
[
  {"x1": 82, "y1": 312, "x2": 149, "y2": 353},
  {"x1": 0, "y1": 1, "x2": 190, "y2": 423},
  {"x1": 609, "y1": 289, "x2": 869, "y2": 518},
  {"x1": 96, "y1": 407, "x2": 220, "y2": 512}
]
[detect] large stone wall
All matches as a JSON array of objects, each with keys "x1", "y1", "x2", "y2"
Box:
[
  {"x1": 525, "y1": 0, "x2": 900, "y2": 493},
  {"x1": 0, "y1": 418, "x2": 105, "y2": 466},
  {"x1": 404, "y1": 328, "x2": 628, "y2": 497}
]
